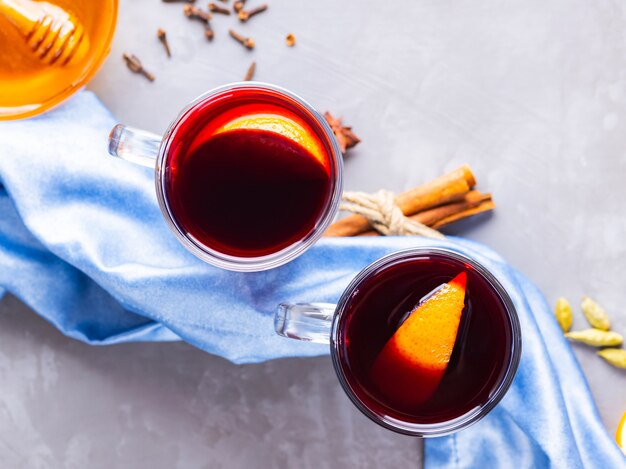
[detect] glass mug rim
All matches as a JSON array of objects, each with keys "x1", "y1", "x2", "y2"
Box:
[
  {"x1": 277, "y1": 247, "x2": 522, "y2": 437},
  {"x1": 331, "y1": 247, "x2": 522, "y2": 436},
  {"x1": 112, "y1": 82, "x2": 344, "y2": 272}
]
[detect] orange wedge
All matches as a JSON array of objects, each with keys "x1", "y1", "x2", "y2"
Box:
[{"x1": 370, "y1": 272, "x2": 467, "y2": 408}]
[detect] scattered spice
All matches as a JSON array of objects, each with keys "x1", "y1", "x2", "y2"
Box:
[
  {"x1": 229, "y1": 29, "x2": 255, "y2": 49},
  {"x1": 183, "y1": 4, "x2": 212, "y2": 22},
  {"x1": 204, "y1": 23, "x2": 215, "y2": 40},
  {"x1": 581, "y1": 296, "x2": 611, "y2": 330},
  {"x1": 208, "y1": 2, "x2": 231, "y2": 14},
  {"x1": 244, "y1": 61, "x2": 256, "y2": 81},
  {"x1": 160, "y1": 0, "x2": 281, "y2": 76},
  {"x1": 598, "y1": 348, "x2": 626, "y2": 369},
  {"x1": 183, "y1": 5, "x2": 214, "y2": 41},
  {"x1": 285, "y1": 33, "x2": 296, "y2": 47},
  {"x1": 555, "y1": 292, "x2": 626, "y2": 369},
  {"x1": 554, "y1": 297, "x2": 573, "y2": 332},
  {"x1": 122, "y1": 53, "x2": 155, "y2": 81},
  {"x1": 238, "y1": 3, "x2": 268, "y2": 22},
  {"x1": 325, "y1": 166, "x2": 488, "y2": 237},
  {"x1": 323, "y1": 112, "x2": 361, "y2": 154},
  {"x1": 565, "y1": 329, "x2": 623, "y2": 347},
  {"x1": 157, "y1": 28, "x2": 171, "y2": 58}
]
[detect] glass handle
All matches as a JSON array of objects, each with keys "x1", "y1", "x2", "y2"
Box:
[
  {"x1": 275, "y1": 303, "x2": 337, "y2": 344},
  {"x1": 108, "y1": 124, "x2": 162, "y2": 169}
]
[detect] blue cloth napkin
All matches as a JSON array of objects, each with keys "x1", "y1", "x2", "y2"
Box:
[{"x1": 0, "y1": 92, "x2": 623, "y2": 468}]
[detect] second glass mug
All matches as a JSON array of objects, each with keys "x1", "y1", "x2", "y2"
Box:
[
  {"x1": 107, "y1": 83, "x2": 343, "y2": 271},
  {"x1": 275, "y1": 247, "x2": 522, "y2": 437}
]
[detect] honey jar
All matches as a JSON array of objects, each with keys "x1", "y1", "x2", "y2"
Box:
[{"x1": 0, "y1": 0, "x2": 117, "y2": 120}]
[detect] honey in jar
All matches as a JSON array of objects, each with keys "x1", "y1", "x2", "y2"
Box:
[{"x1": 0, "y1": 0, "x2": 117, "y2": 120}]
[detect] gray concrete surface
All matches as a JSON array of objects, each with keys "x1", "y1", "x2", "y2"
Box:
[
  {"x1": 1, "y1": 0, "x2": 626, "y2": 467},
  {"x1": 0, "y1": 295, "x2": 419, "y2": 468}
]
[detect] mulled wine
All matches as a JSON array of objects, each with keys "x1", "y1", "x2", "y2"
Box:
[
  {"x1": 333, "y1": 250, "x2": 518, "y2": 425},
  {"x1": 164, "y1": 89, "x2": 334, "y2": 258}
]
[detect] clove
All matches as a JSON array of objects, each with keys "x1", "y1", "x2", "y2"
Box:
[
  {"x1": 157, "y1": 28, "x2": 171, "y2": 57},
  {"x1": 123, "y1": 53, "x2": 155, "y2": 82},
  {"x1": 229, "y1": 29, "x2": 255, "y2": 49},
  {"x1": 208, "y1": 2, "x2": 230, "y2": 14},
  {"x1": 233, "y1": 0, "x2": 246, "y2": 13},
  {"x1": 244, "y1": 61, "x2": 256, "y2": 81},
  {"x1": 183, "y1": 5, "x2": 214, "y2": 41},
  {"x1": 238, "y1": 3, "x2": 267, "y2": 22},
  {"x1": 205, "y1": 23, "x2": 215, "y2": 41},
  {"x1": 183, "y1": 4, "x2": 212, "y2": 22}
]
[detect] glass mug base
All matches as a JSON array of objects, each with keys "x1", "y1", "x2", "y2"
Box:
[
  {"x1": 275, "y1": 247, "x2": 522, "y2": 437},
  {"x1": 108, "y1": 82, "x2": 343, "y2": 272}
]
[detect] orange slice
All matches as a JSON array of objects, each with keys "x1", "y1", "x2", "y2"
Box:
[
  {"x1": 370, "y1": 272, "x2": 467, "y2": 408},
  {"x1": 617, "y1": 411, "x2": 626, "y2": 455},
  {"x1": 211, "y1": 105, "x2": 329, "y2": 172}
]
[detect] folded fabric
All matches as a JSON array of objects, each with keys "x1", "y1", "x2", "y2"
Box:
[{"x1": 0, "y1": 92, "x2": 623, "y2": 468}]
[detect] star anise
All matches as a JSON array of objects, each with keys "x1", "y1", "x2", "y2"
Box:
[{"x1": 323, "y1": 112, "x2": 361, "y2": 155}]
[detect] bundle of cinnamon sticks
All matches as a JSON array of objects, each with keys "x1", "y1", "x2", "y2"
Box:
[{"x1": 324, "y1": 165, "x2": 494, "y2": 237}]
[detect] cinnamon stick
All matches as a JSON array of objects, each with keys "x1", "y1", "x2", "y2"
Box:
[
  {"x1": 413, "y1": 191, "x2": 490, "y2": 226},
  {"x1": 324, "y1": 165, "x2": 476, "y2": 237},
  {"x1": 356, "y1": 192, "x2": 494, "y2": 236},
  {"x1": 431, "y1": 200, "x2": 495, "y2": 229}
]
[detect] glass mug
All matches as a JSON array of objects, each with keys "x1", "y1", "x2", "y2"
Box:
[
  {"x1": 107, "y1": 83, "x2": 343, "y2": 271},
  {"x1": 275, "y1": 247, "x2": 522, "y2": 436}
]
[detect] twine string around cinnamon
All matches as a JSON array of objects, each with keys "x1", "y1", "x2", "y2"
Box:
[{"x1": 340, "y1": 190, "x2": 445, "y2": 239}]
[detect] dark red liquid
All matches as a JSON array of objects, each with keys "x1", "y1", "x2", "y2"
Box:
[
  {"x1": 164, "y1": 89, "x2": 333, "y2": 257},
  {"x1": 335, "y1": 252, "x2": 515, "y2": 424}
]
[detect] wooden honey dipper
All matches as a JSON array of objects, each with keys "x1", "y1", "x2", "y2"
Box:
[{"x1": 0, "y1": 0, "x2": 90, "y2": 66}]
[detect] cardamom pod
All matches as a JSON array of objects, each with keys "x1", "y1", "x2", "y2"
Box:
[
  {"x1": 581, "y1": 296, "x2": 611, "y2": 330},
  {"x1": 565, "y1": 329, "x2": 623, "y2": 347},
  {"x1": 597, "y1": 348, "x2": 626, "y2": 369},
  {"x1": 554, "y1": 297, "x2": 573, "y2": 332}
]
